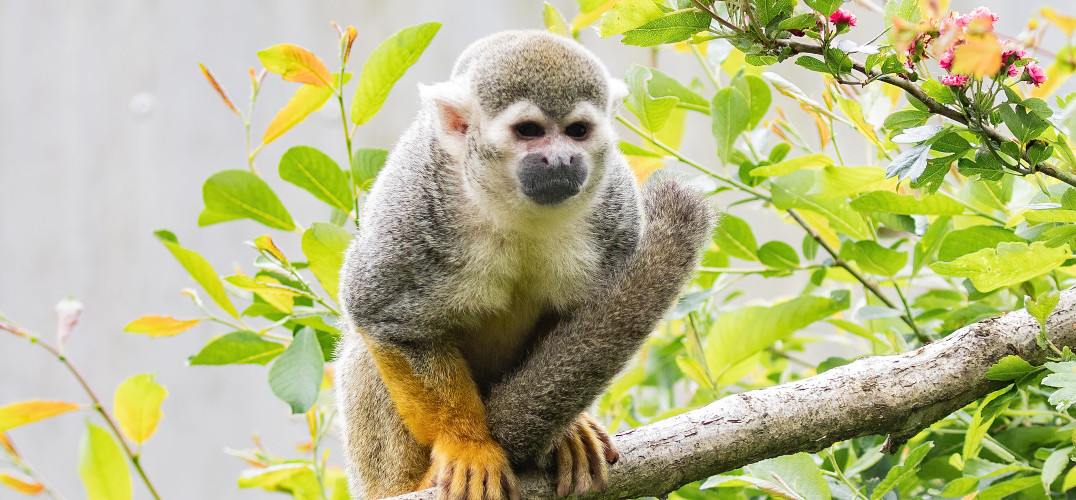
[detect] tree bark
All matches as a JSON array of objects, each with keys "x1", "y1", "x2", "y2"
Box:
[{"x1": 385, "y1": 289, "x2": 1076, "y2": 500}]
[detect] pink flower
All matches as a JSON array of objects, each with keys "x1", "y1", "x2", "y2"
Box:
[
  {"x1": 1023, "y1": 62, "x2": 1048, "y2": 87},
  {"x1": 959, "y1": 6, "x2": 998, "y2": 32},
  {"x1": 1007, "y1": 65, "x2": 1020, "y2": 77},
  {"x1": 1002, "y1": 48, "x2": 1027, "y2": 64},
  {"x1": 938, "y1": 49, "x2": 955, "y2": 70},
  {"x1": 829, "y1": 8, "x2": 857, "y2": 27},
  {"x1": 941, "y1": 74, "x2": 970, "y2": 86}
]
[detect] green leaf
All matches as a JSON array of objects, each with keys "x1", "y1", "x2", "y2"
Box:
[
  {"x1": 1026, "y1": 290, "x2": 1060, "y2": 327},
  {"x1": 731, "y1": 74, "x2": 771, "y2": 129},
  {"x1": 804, "y1": 0, "x2": 842, "y2": 16},
  {"x1": 279, "y1": 146, "x2": 354, "y2": 212},
  {"x1": 542, "y1": 2, "x2": 571, "y2": 36},
  {"x1": 840, "y1": 240, "x2": 907, "y2": 276},
  {"x1": 351, "y1": 22, "x2": 441, "y2": 125},
  {"x1": 713, "y1": 214, "x2": 758, "y2": 261},
  {"x1": 977, "y1": 476, "x2": 1042, "y2": 500},
  {"x1": 750, "y1": 153, "x2": 833, "y2": 177},
  {"x1": 1043, "y1": 362, "x2": 1076, "y2": 411},
  {"x1": 154, "y1": 230, "x2": 238, "y2": 318},
  {"x1": 598, "y1": 0, "x2": 664, "y2": 37},
  {"x1": 268, "y1": 327, "x2": 325, "y2": 413},
  {"x1": 1043, "y1": 447, "x2": 1073, "y2": 491},
  {"x1": 755, "y1": 0, "x2": 796, "y2": 25},
  {"x1": 112, "y1": 373, "x2": 167, "y2": 445},
  {"x1": 758, "y1": 241, "x2": 800, "y2": 269},
  {"x1": 931, "y1": 242, "x2": 1071, "y2": 293},
  {"x1": 744, "y1": 453, "x2": 831, "y2": 500},
  {"x1": 711, "y1": 87, "x2": 750, "y2": 162},
  {"x1": 1024, "y1": 209, "x2": 1076, "y2": 224},
  {"x1": 352, "y1": 148, "x2": 389, "y2": 192},
  {"x1": 884, "y1": 109, "x2": 930, "y2": 133},
  {"x1": 705, "y1": 294, "x2": 848, "y2": 377},
  {"x1": 626, "y1": 65, "x2": 678, "y2": 133},
  {"x1": 937, "y1": 226, "x2": 1025, "y2": 262},
  {"x1": 647, "y1": 68, "x2": 709, "y2": 109},
  {"x1": 871, "y1": 441, "x2": 933, "y2": 500},
  {"x1": 199, "y1": 170, "x2": 295, "y2": 231},
  {"x1": 985, "y1": 355, "x2": 1037, "y2": 381},
  {"x1": 621, "y1": 9, "x2": 712, "y2": 47},
  {"x1": 771, "y1": 171, "x2": 871, "y2": 239},
  {"x1": 302, "y1": 222, "x2": 353, "y2": 299},
  {"x1": 850, "y1": 190, "x2": 964, "y2": 215},
  {"x1": 190, "y1": 331, "x2": 285, "y2": 366},
  {"x1": 78, "y1": 422, "x2": 132, "y2": 500},
  {"x1": 964, "y1": 388, "x2": 1017, "y2": 460}
]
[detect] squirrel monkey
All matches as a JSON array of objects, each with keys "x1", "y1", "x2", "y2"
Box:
[{"x1": 335, "y1": 30, "x2": 714, "y2": 500}]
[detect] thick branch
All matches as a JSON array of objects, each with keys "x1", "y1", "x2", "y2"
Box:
[{"x1": 387, "y1": 289, "x2": 1076, "y2": 500}]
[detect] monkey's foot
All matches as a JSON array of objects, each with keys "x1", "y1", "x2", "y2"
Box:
[
  {"x1": 552, "y1": 413, "x2": 619, "y2": 497},
  {"x1": 421, "y1": 437, "x2": 520, "y2": 500}
]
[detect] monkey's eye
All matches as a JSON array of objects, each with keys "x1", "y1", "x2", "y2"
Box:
[
  {"x1": 514, "y1": 121, "x2": 545, "y2": 139},
  {"x1": 565, "y1": 122, "x2": 589, "y2": 139}
]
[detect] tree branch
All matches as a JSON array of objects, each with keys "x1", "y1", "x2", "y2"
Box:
[{"x1": 386, "y1": 288, "x2": 1076, "y2": 500}]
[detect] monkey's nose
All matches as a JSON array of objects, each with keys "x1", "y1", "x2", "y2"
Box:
[{"x1": 518, "y1": 152, "x2": 587, "y2": 205}]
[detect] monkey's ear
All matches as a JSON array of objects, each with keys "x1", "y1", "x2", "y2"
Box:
[
  {"x1": 607, "y1": 78, "x2": 629, "y2": 114},
  {"x1": 420, "y1": 81, "x2": 478, "y2": 150}
]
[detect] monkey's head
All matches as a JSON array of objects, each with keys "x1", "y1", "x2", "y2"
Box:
[{"x1": 420, "y1": 31, "x2": 627, "y2": 215}]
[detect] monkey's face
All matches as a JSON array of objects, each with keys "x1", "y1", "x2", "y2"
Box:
[{"x1": 478, "y1": 100, "x2": 614, "y2": 209}]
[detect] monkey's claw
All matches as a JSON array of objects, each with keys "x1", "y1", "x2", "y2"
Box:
[
  {"x1": 552, "y1": 413, "x2": 619, "y2": 497},
  {"x1": 422, "y1": 438, "x2": 520, "y2": 500}
]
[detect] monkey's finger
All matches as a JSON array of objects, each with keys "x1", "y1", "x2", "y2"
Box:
[
  {"x1": 554, "y1": 439, "x2": 574, "y2": 498},
  {"x1": 466, "y1": 465, "x2": 485, "y2": 500},
  {"x1": 483, "y1": 464, "x2": 504, "y2": 500},
  {"x1": 502, "y1": 468, "x2": 521, "y2": 500},
  {"x1": 585, "y1": 417, "x2": 620, "y2": 464},
  {"x1": 577, "y1": 420, "x2": 608, "y2": 490},
  {"x1": 448, "y1": 461, "x2": 469, "y2": 500},
  {"x1": 567, "y1": 430, "x2": 592, "y2": 496},
  {"x1": 435, "y1": 463, "x2": 455, "y2": 500}
]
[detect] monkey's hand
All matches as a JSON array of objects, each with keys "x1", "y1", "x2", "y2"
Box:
[
  {"x1": 550, "y1": 413, "x2": 619, "y2": 497},
  {"x1": 421, "y1": 437, "x2": 520, "y2": 500}
]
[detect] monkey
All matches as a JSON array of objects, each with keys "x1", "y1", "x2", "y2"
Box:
[{"x1": 334, "y1": 30, "x2": 714, "y2": 500}]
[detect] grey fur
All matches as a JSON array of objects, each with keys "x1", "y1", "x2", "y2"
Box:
[{"x1": 334, "y1": 30, "x2": 714, "y2": 500}]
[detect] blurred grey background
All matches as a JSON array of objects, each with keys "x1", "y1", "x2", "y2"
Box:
[{"x1": 0, "y1": 0, "x2": 1066, "y2": 498}]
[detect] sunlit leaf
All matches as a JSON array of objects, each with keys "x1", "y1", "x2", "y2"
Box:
[
  {"x1": 256, "y1": 44, "x2": 332, "y2": 87},
  {"x1": 197, "y1": 63, "x2": 241, "y2": 116},
  {"x1": 744, "y1": 453, "x2": 831, "y2": 500},
  {"x1": 931, "y1": 242, "x2": 1070, "y2": 292},
  {"x1": 985, "y1": 355, "x2": 1037, "y2": 381},
  {"x1": 0, "y1": 473, "x2": 44, "y2": 495},
  {"x1": 711, "y1": 87, "x2": 750, "y2": 162},
  {"x1": 1042, "y1": 7, "x2": 1076, "y2": 36},
  {"x1": 113, "y1": 373, "x2": 167, "y2": 445},
  {"x1": 351, "y1": 22, "x2": 441, "y2": 125},
  {"x1": 0, "y1": 400, "x2": 78, "y2": 432},
  {"x1": 302, "y1": 223, "x2": 352, "y2": 299},
  {"x1": 351, "y1": 148, "x2": 389, "y2": 192},
  {"x1": 937, "y1": 226, "x2": 1024, "y2": 262},
  {"x1": 950, "y1": 34, "x2": 1003, "y2": 78},
  {"x1": 621, "y1": 10, "x2": 712, "y2": 47},
  {"x1": 871, "y1": 442, "x2": 933, "y2": 499},
  {"x1": 543, "y1": 2, "x2": 572, "y2": 36},
  {"x1": 749, "y1": 153, "x2": 832, "y2": 177},
  {"x1": 262, "y1": 73, "x2": 351, "y2": 145},
  {"x1": 598, "y1": 0, "x2": 663, "y2": 37},
  {"x1": 190, "y1": 331, "x2": 284, "y2": 366},
  {"x1": 78, "y1": 422, "x2": 131, "y2": 500},
  {"x1": 123, "y1": 315, "x2": 201, "y2": 337},
  {"x1": 225, "y1": 275, "x2": 302, "y2": 313},
  {"x1": 199, "y1": 170, "x2": 295, "y2": 231},
  {"x1": 279, "y1": 146, "x2": 354, "y2": 212},
  {"x1": 154, "y1": 230, "x2": 238, "y2": 318},
  {"x1": 849, "y1": 190, "x2": 964, "y2": 215},
  {"x1": 626, "y1": 65, "x2": 679, "y2": 133}
]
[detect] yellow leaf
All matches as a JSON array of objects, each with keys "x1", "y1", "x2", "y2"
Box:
[
  {"x1": 627, "y1": 156, "x2": 664, "y2": 184},
  {"x1": 571, "y1": 0, "x2": 618, "y2": 33},
  {"x1": 78, "y1": 422, "x2": 131, "y2": 500},
  {"x1": 122, "y1": 315, "x2": 200, "y2": 337},
  {"x1": 253, "y1": 235, "x2": 289, "y2": 266},
  {"x1": 113, "y1": 373, "x2": 167, "y2": 445},
  {"x1": 919, "y1": 0, "x2": 950, "y2": 20},
  {"x1": 262, "y1": 73, "x2": 351, "y2": 145},
  {"x1": 0, "y1": 400, "x2": 78, "y2": 432},
  {"x1": 256, "y1": 44, "x2": 332, "y2": 87},
  {"x1": 1064, "y1": 464, "x2": 1076, "y2": 491},
  {"x1": 0, "y1": 473, "x2": 44, "y2": 495},
  {"x1": 198, "y1": 63, "x2": 240, "y2": 116},
  {"x1": 1042, "y1": 7, "x2": 1076, "y2": 36},
  {"x1": 1032, "y1": 46, "x2": 1076, "y2": 98},
  {"x1": 951, "y1": 34, "x2": 1002, "y2": 78},
  {"x1": 223, "y1": 275, "x2": 300, "y2": 313}
]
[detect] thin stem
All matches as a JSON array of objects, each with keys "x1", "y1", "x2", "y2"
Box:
[
  {"x1": 690, "y1": 43, "x2": 721, "y2": 89},
  {"x1": 0, "y1": 320, "x2": 164, "y2": 500},
  {"x1": 892, "y1": 279, "x2": 928, "y2": 341},
  {"x1": 1, "y1": 436, "x2": 66, "y2": 500}
]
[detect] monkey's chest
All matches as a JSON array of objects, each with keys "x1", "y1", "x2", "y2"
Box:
[{"x1": 451, "y1": 232, "x2": 598, "y2": 381}]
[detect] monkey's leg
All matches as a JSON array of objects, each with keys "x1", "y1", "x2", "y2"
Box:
[
  {"x1": 336, "y1": 336, "x2": 429, "y2": 499},
  {"x1": 359, "y1": 326, "x2": 520, "y2": 500},
  {"x1": 485, "y1": 181, "x2": 714, "y2": 488}
]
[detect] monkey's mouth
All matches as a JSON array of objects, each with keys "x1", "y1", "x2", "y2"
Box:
[{"x1": 518, "y1": 154, "x2": 587, "y2": 206}]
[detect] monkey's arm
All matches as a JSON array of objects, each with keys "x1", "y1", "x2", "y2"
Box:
[{"x1": 485, "y1": 180, "x2": 715, "y2": 464}]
